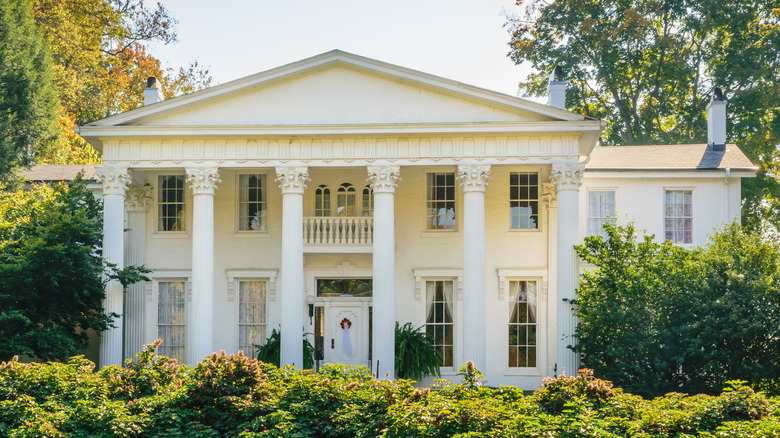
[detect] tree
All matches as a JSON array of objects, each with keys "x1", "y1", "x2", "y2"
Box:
[
  {"x1": 31, "y1": 0, "x2": 212, "y2": 164},
  {"x1": 573, "y1": 221, "x2": 780, "y2": 397},
  {"x1": 0, "y1": 177, "x2": 147, "y2": 361},
  {"x1": 506, "y1": 0, "x2": 780, "y2": 232},
  {"x1": 0, "y1": 0, "x2": 59, "y2": 184}
]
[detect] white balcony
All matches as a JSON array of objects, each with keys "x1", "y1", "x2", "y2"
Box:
[{"x1": 303, "y1": 216, "x2": 373, "y2": 253}]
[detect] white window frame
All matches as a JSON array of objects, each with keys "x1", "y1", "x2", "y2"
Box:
[
  {"x1": 226, "y1": 269, "x2": 277, "y2": 355},
  {"x1": 336, "y1": 183, "x2": 356, "y2": 216},
  {"x1": 497, "y1": 269, "x2": 547, "y2": 376},
  {"x1": 663, "y1": 188, "x2": 694, "y2": 244},
  {"x1": 236, "y1": 279, "x2": 268, "y2": 358},
  {"x1": 361, "y1": 185, "x2": 373, "y2": 217},
  {"x1": 509, "y1": 171, "x2": 540, "y2": 230},
  {"x1": 413, "y1": 269, "x2": 462, "y2": 374},
  {"x1": 145, "y1": 271, "x2": 191, "y2": 363},
  {"x1": 315, "y1": 185, "x2": 331, "y2": 217},
  {"x1": 426, "y1": 172, "x2": 457, "y2": 231},
  {"x1": 424, "y1": 279, "x2": 456, "y2": 369},
  {"x1": 156, "y1": 174, "x2": 187, "y2": 233},
  {"x1": 236, "y1": 173, "x2": 268, "y2": 233},
  {"x1": 587, "y1": 189, "x2": 616, "y2": 237}
]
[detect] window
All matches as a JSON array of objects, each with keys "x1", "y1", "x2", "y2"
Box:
[
  {"x1": 665, "y1": 190, "x2": 693, "y2": 244},
  {"x1": 238, "y1": 174, "x2": 267, "y2": 231},
  {"x1": 315, "y1": 185, "x2": 331, "y2": 217},
  {"x1": 588, "y1": 190, "x2": 616, "y2": 237},
  {"x1": 426, "y1": 172, "x2": 456, "y2": 230},
  {"x1": 510, "y1": 172, "x2": 539, "y2": 229},
  {"x1": 238, "y1": 280, "x2": 267, "y2": 357},
  {"x1": 362, "y1": 185, "x2": 373, "y2": 217},
  {"x1": 425, "y1": 280, "x2": 454, "y2": 367},
  {"x1": 337, "y1": 183, "x2": 356, "y2": 216},
  {"x1": 317, "y1": 278, "x2": 373, "y2": 297},
  {"x1": 508, "y1": 280, "x2": 537, "y2": 368},
  {"x1": 157, "y1": 281, "x2": 185, "y2": 362},
  {"x1": 158, "y1": 175, "x2": 185, "y2": 231}
]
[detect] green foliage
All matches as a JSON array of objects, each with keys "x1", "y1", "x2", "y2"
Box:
[
  {"x1": 0, "y1": 0, "x2": 59, "y2": 183},
  {"x1": 0, "y1": 177, "x2": 148, "y2": 361},
  {"x1": 255, "y1": 328, "x2": 315, "y2": 369},
  {"x1": 506, "y1": 0, "x2": 780, "y2": 233},
  {"x1": 2, "y1": 349, "x2": 778, "y2": 437},
  {"x1": 394, "y1": 322, "x2": 441, "y2": 380},
  {"x1": 574, "y1": 221, "x2": 780, "y2": 397}
]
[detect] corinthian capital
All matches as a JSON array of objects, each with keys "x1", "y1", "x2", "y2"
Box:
[
  {"x1": 550, "y1": 163, "x2": 585, "y2": 191},
  {"x1": 126, "y1": 185, "x2": 153, "y2": 212},
  {"x1": 457, "y1": 164, "x2": 491, "y2": 192},
  {"x1": 96, "y1": 167, "x2": 131, "y2": 196},
  {"x1": 275, "y1": 166, "x2": 309, "y2": 195},
  {"x1": 366, "y1": 165, "x2": 400, "y2": 194},
  {"x1": 186, "y1": 167, "x2": 221, "y2": 195}
]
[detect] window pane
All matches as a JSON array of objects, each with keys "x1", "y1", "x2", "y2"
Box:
[
  {"x1": 510, "y1": 172, "x2": 539, "y2": 229},
  {"x1": 158, "y1": 175, "x2": 185, "y2": 232},
  {"x1": 158, "y1": 281, "x2": 185, "y2": 362},
  {"x1": 426, "y1": 173, "x2": 456, "y2": 230},
  {"x1": 587, "y1": 191, "x2": 615, "y2": 237},
  {"x1": 664, "y1": 190, "x2": 692, "y2": 243},
  {"x1": 239, "y1": 280, "x2": 267, "y2": 357},
  {"x1": 425, "y1": 280, "x2": 454, "y2": 367},
  {"x1": 508, "y1": 280, "x2": 537, "y2": 368},
  {"x1": 239, "y1": 175, "x2": 267, "y2": 231}
]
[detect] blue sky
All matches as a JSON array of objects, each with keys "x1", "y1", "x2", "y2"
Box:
[{"x1": 149, "y1": 0, "x2": 535, "y2": 98}]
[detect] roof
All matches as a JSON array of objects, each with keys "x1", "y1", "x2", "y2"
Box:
[
  {"x1": 586, "y1": 144, "x2": 757, "y2": 171},
  {"x1": 20, "y1": 165, "x2": 98, "y2": 182}
]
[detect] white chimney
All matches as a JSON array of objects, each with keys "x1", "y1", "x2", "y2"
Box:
[
  {"x1": 144, "y1": 77, "x2": 164, "y2": 106},
  {"x1": 707, "y1": 87, "x2": 727, "y2": 151},
  {"x1": 546, "y1": 65, "x2": 566, "y2": 109}
]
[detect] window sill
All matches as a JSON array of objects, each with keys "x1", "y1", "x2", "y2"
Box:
[
  {"x1": 421, "y1": 230, "x2": 460, "y2": 238},
  {"x1": 152, "y1": 232, "x2": 190, "y2": 239},
  {"x1": 232, "y1": 231, "x2": 273, "y2": 239},
  {"x1": 504, "y1": 368, "x2": 542, "y2": 377},
  {"x1": 506, "y1": 228, "x2": 543, "y2": 234}
]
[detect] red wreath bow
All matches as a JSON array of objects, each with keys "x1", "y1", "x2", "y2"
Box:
[{"x1": 340, "y1": 318, "x2": 352, "y2": 330}]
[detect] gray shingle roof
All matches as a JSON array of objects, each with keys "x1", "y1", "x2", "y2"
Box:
[
  {"x1": 586, "y1": 144, "x2": 757, "y2": 171},
  {"x1": 20, "y1": 165, "x2": 98, "y2": 182}
]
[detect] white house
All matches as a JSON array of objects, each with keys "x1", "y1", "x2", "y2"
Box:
[{"x1": 68, "y1": 50, "x2": 755, "y2": 388}]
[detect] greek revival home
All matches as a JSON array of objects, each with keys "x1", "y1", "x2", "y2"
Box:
[{"x1": 71, "y1": 50, "x2": 755, "y2": 388}]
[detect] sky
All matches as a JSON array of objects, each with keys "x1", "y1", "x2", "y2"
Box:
[{"x1": 148, "y1": 0, "x2": 535, "y2": 98}]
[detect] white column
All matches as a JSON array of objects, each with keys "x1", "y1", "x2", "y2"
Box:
[
  {"x1": 275, "y1": 166, "x2": 309, "y2": 368},
  {"x1": 96, "y1": 167, "x2": 131, "y2": 367},
  {"x1": 124, "y1": 185, "x2": 152, "y2": 360},
  {"x1": 542, "y1": 182, "x2": 558, "y2": 377},
  {"x1": 457, "y1": 164, "x2": 491, "y2": 372},
  {"x1": 185, "y1": 167, "x2": 221, "y2": 365},
  {"x1": 551, "y1": 163, "x2": 585, "y2": 376},
  {"x1": 367, "y1": 165, "x2": 400, "y2": 379}
]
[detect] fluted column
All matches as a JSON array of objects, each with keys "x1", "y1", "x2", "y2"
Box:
[
  {"x1": 542, "y1": 182, "x2": 557, "y2": 377},
  {"x1": 96, "y1": 167, "x2": 131, "y2": 367},
  {"x1": 275, "y1": 166, "x2": 309, "y2": 368},
  {"x1": 551, "y1": 163, "x2": 584, "y2": 376},
  {"x1": 185, "y1": 167, "x2": 221, "y2": 365},
  {"x1": 457, "y1": 164, "x2": 490, "y2": 372},
  {"x1": 124, "y1": 185, "x2": 152, "y2": 360},
  {"x1": 367, "y1": 165, "x2": 400, "y2": 379}
]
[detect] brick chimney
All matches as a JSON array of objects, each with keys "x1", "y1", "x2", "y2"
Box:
[
  {"x1": 707, "y1": 87, "x2": 727, "y2": 151},
  {"x1": 546, "y1": 65, "x2": 566, "y2": 109},
  {"x1": 144, "y1": 77, "x2": 164, "y2": 106}
]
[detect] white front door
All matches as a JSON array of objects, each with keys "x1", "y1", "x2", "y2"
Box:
[{"x1": 324, "y1": 301, "x2": 369, "y2": 367}]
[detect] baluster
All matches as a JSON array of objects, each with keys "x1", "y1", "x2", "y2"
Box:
[
  {"x1": 303, "y1": 218, "x2": 310, "y2": 244},
  {"x1": 368, "y1": 217, "x2": 373, "y2": 244},
  {"x1": 328, "y1": 217, "x2": 335, "y2": 244}
]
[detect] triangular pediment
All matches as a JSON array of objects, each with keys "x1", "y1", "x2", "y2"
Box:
[{"x1": 86, "y1": 50, "x2": 585, "y2": 128}]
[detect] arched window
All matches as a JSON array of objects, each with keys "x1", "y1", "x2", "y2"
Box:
[
  {"x1": 337, "y1": 183, "x2": 356, "y2": 216},
  {"x1": 362, "y1": 185, "x2": 373, "y2": 217},
  {"x1": 315, "y1": 185, "x2": 331, "y2": 217}
]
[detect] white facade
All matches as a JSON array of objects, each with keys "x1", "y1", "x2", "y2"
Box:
[{"x1": 75, "y1": 51, "x2": 755, "y2": 388}]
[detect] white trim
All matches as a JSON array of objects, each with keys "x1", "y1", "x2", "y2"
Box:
[
  {"x1": 413, "y1": 268, "x2": 463, "y2": 301},
  {"x1": 226, "y1": 269, "x2": 278, "y2": 302}
]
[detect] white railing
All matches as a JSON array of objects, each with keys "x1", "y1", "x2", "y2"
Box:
[{"x1": 303, "y1": 216, "x2": 373, "y2": 245}]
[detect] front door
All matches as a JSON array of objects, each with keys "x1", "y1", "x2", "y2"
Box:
[{"x1": 323, "y1": 302, "x2": 369, "y2": 367}]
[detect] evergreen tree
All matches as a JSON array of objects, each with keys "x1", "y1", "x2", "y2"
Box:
[{"x1": 0, "y1": 0, "x2": 59, "y2": 184}]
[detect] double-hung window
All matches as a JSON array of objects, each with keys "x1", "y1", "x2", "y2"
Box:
[
  {"x1": 588, "y1": 190, "x2": 616, "y2": 237},
  {"x1": 158, "y1": 175, "x2": 185, "y2": 231},
  {"x1": 510, "y1": 172, "x2": 539, "y2": 229},
  {"x1": 425, "y1": 280, "x2": 454, "y2": 367},
  {"x1": 508, "y1": 280, "x2": 537, "y2": 368},
  {"x1": 238, "y1": 280, "x2": 267, "y2": 357},
  {"x1": 665, "y1": 190, "x2": 693, "y2": 244},
  {"x1": 238, "y1": 174, "x2": 267, "y2": 231},
  {"x1": 157, "y1": 281, "x2": 186, "y2": 362},
  {"x1": 315, "y1": 185, "x2": 331, "y2": 217},
  {"x1": 426, "y1": 173, "x2": 456, "y2": 230}
]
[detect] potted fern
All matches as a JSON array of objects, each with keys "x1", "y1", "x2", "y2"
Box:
[
  {"x1": 255, "y1": 329, "x2": 316, "y2": 369},
  {"x1": 394, "y1": 322, "x2": 442, "y2": 380}
]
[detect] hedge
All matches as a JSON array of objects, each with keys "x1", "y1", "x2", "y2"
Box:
[{"x1": 0, "y1": 342, "x2": 778, "y2": 437}]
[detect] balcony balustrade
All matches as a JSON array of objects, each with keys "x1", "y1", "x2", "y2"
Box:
[{"x1": 303, "y1": 216, "x2": 373, "y2": 252}]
